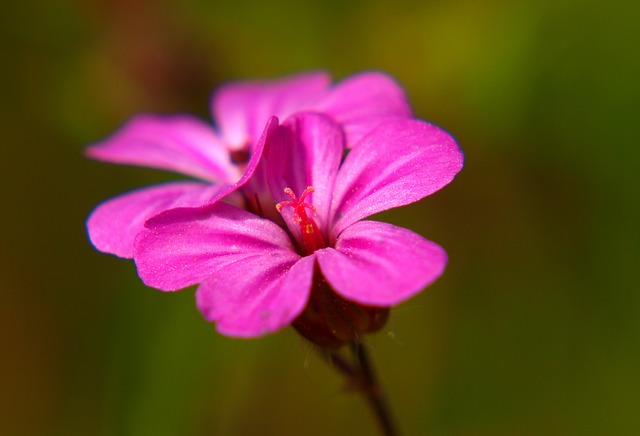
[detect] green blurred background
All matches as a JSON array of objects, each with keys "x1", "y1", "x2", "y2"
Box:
[{"x1": 2, "y1": 0, "x2": 639, "y2": 434}]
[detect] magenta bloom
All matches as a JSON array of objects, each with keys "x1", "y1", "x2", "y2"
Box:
[
  {"x1": 87, "y1": 71, "x2": 411, "y2": 258},
  {"x1": 133, "y1": 112, "x2": 463, "y2": 339}
]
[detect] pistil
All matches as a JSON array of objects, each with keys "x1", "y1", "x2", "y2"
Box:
[{"x1": 276, "y1": 186, "x2": 327, "y2": 254}]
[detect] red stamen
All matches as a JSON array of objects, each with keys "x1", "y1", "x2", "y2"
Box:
[{"x1": 276, "y1": 186, "x2": 327, "y2": 254}]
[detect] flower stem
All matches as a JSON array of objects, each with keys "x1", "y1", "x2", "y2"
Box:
[
  {"x1": 351, "y1": 341, "x2": 399, "y2": 436},
  {"x1": 320, "y1": 342, "x2": 400, "y2": 436}
]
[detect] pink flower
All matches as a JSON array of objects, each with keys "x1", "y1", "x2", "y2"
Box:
[
  {"x1": 87, "y1": 71, "x2": 412, "y2": 258},
  {"x1": 133, "y1": 112, "x2": 463, "y2": 342}
]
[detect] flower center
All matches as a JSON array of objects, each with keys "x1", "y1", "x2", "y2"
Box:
[
  {"x1": 276, "y1": 186, "x2": 327, "y2": 254},
  {"x1": 229, "y1": 145, "x2": 250, "y2": 165}
]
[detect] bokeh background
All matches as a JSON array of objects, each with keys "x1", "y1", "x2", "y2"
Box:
[{"x1": 2, "y1": 0, "x2": 639, "y2": 434}]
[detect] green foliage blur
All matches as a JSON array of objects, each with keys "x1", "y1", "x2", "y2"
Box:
[{"x1": 2, "y1": 0, "x2": 639, "y2": 434}]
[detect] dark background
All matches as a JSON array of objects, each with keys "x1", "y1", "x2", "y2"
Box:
[{"x1": 2, "y1": 0, "x2": 639, "y2": 434}]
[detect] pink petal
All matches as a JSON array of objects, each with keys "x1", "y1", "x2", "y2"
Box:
[
  {"x1": 316, "y1": 72, "x2": 413, "y2": 147},
  {"x1": 212, "y1": 72, "x2": 331, "y2": 149},
  {"x1": 87, "y1": 114, "x2": 238, "y2": 183},
  {"x1": 330, "y1": 119, "x2": 464, "y2": 236},
  {"x1": 267, "y1": 113, "x2": 343, "y2": 239},
  {"x1": 87, "y1": 182, "x2": 226, "y2": 258},
  {"x1": 196, "y1": 255, "x2": 315, "y2": 337},
  {"x1": 134, "y1": 202, "x2": 298, "y2": 291},
  {"x1": 144, "y1": 116, "x2": 280, "y2": 227},
  {"x1": 316, "y1": 221, "x2": 447, "y2": 306}
]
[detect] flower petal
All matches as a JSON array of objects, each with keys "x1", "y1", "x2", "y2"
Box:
[
  {"x1": 330, "y1": 119, "x2": 464, "y2": 236},
  {"x1": 144, "y1": 116, "x2": 280, "y2": 227},
  {"x1": 134, "y1": 202, "x2": 298, "y2": 291},
  {"x1": 316, "y1": 221, "x2": 447, "y2": 306},
  {"x1": 196, "y1": 255, "x2": 315, "y2": 337},
  {"x1": 316, "y1": 72, "x2": 413, "y2": 147},
  {"x1": 212, "y1": 72, "x2": 331, "y2": 149},
  {"x1": 87, "y1": 114, "x2": 238, "y2": 183},
  {"x1": 87, "y1": 182, "x2": 226, "y2": 258},
  {"x1": 266, "y1": 113, "x2": 343, "y2": 240}
]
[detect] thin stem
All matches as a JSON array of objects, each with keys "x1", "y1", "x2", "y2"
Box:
[
  {"x1": 317, "y1": 348, "x2": 358, "y2": 380},
  {"x1": 351, "y1": 341, "x2": 399, "y2": 436},
  {"x1": 316, "y1": 343, "x2": 400, "y2": 436}
]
